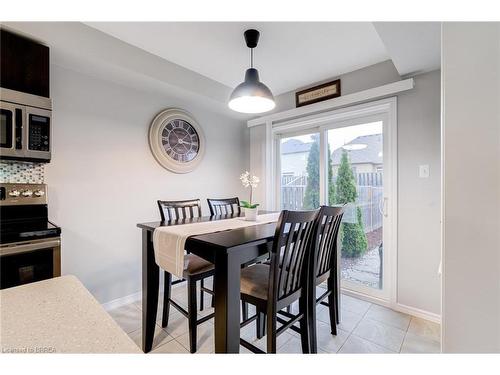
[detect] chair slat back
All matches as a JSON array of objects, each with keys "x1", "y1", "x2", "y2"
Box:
[
  {"x1": 313, "y1": 205, "x2": 344, "y2": 280},
  {"x1": 207, "y1": 197, "x2": 241, "y2": 216},
  {"x1": 157, "y1": 199, "x2": 202, "y2": 221},
  {"x1": 269, "y1": 210, "x2": 318, "y2": 303}
]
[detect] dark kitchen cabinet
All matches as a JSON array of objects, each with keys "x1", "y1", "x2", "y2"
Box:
[{"x1": 0, "y1": 29, "x2": 50, "y2": 98}]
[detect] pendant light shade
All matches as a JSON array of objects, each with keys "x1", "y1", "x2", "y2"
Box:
[{"x1": 228, "y1": 29, "x2": 275, "y2": 114}]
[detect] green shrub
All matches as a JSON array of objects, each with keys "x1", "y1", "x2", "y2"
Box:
[
  {"x1": 335, "y1": 150, "x2": 368, "y2": 258},
  {"x1": 340, "y1": 207, "x2": 368, "y2": 258}
]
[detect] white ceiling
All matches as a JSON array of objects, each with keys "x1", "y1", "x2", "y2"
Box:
[
  {"x1": 373, "y1": 22, "x2": 441, "y2": 76},
  {"x1": 86, "y1": 22, "x2": 392, "y2": 95}
]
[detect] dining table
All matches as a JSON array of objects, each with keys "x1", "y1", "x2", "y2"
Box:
[{"x1": 137, "y1": 210, "x2": 341, "y2": 354}]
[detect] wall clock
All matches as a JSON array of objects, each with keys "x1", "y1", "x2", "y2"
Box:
[{"x1": 149, "y1": 108, "x2": 206, "y2": 173}]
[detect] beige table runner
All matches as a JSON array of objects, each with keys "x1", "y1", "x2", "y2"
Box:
[{"x1": 153, "y1": 212, "x2": 280, "y2": 278}]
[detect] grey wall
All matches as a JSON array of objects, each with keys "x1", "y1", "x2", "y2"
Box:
[
  {"x1": 272, "y1": 60, "x2": 402, "y2": 113},
  {"x1": 249, "y1": 62, "x2": 442, "y2": 316},
  {"x1": 397, "y1": 70, "x2": 441, "y2": 315},
  {"x1": 442, "y1": 22, "x2": 500, "y2": 352},
  {"x1": 46, "y1": 65, "x2": 248, "y2": 304}
]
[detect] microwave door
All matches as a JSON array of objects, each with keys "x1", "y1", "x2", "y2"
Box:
[{"x1": 0, "y1": 102, "x2": 25, "y2": 160}]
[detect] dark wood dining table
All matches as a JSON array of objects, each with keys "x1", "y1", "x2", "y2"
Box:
[{"x1": 137, "y1": 211, "x2": 278, "y2": 353}]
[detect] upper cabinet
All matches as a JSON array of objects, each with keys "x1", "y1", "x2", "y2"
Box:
[{"x1": 0, "y1": 29, "x2": 50, "y2": 98}]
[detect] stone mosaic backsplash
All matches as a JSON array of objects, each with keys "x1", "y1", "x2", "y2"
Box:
[{"x1": 0, "y1": 160, "x2": 45, "y2": 184}]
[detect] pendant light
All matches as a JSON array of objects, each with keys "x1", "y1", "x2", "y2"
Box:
[{"x1": 228, "y1": 29, "x2": 275, "y2": 114}]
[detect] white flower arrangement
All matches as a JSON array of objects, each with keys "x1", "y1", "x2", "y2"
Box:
[{"x1": 239, "y1": 171, "x2": 260, "y2": 209}]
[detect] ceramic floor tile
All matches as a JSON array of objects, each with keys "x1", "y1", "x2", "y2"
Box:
[
  {"x1": 400, "y1": 332, "x2": 441, "y2": 353},
  {"x1": 340, "y1": 294, "x2": 372, "y2": 316},
  {"x1": 254, "y1": 331, "x2": 294, "y2": 352},
  {"x1": 336, "y1": 310, "x2": 363, "y2": 332},
  {"x1": 151, "y1": 339, "x2": 190, "y2": 354},
  {"x1": 176, "y1": 321, "x2": 214, "y2": 353},
  {"x1": 365, "y1": 304, "x2": 412, "y2": 331},
  {"x1": 128, "y1": 324, "x2": 174, "y2": 350},
  {"x1": 161, "y1": 310, "x2": 190, "y2": 338},
  {"x1": 108, "y1": 303, "x2": 142, "y2": 334},
  {"x1": 315, "y1": 321, "x2": 350, "y2": 353},
  {"x1": 239, "y1": 345, "x2": 254, "y2": 354},
  {"x1": 278, "y1": 336, "x2": 308, "y2": 354},
  {"x1": 353, "y1": 318, "x2": 406, "y2": 352},
  {"x1": 407, "y1": 317, "x2": 441, "y2": 342},
  {"x1": 339, "y1": 335, "x2": 395, "y2": 353},
  {"x1": 240, "y1": 320, "x2": 294, "y2": 352}
]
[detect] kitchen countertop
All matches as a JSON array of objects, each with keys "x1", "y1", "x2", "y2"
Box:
[{"x1": 0, "y1": 275, "x2": 140, "y2": 353}]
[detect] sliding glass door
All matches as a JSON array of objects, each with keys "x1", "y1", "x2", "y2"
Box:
[
  {"x1": 274, "y1": 101, "x2": 395, "y2": 301},
  {"x1": 327, "y1": 121, "x2": 386, "y2": 296}
]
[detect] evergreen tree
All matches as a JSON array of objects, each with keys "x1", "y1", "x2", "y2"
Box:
[
  {"x1": 303, "y1": 136, "x2": 320, "y2": 209},
  {"x1": 335, "y1": 150, "x2": 368, "y2": 257},
  {"x1": 303, "y1": 136, "x2": 336, "y2": 209},
  {"x1": 335, "y1": 151, "x2": 357, "y2": 204},
  {"x1": 327, "y1": 143, "x2": 336, "y2": 205}
]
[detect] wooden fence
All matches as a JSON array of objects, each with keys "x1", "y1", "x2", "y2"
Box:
[
  {"x1": 281, "y1": 175, "x2": 307, "y2": 210},
  {"x1": 281, "y1": 172, "x2": 383, "y2": 232}
]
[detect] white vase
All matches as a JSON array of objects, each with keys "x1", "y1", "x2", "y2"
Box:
[{"x1": 244, "y1": 207, "x2": 258, "y2": 221}]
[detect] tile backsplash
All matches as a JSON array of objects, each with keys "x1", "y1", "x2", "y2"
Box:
[{"x1": 0, "y1": 160, "x2": 45, "y2": 183}]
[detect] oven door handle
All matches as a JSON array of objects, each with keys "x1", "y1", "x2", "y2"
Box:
[{"x1": 0, "y1": 238, "x2": 61, "y2": 256}]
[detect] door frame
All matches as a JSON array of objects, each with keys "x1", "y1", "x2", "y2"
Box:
[{"x1": 268, "y1": 97, "x2": 398, "y2": 305}]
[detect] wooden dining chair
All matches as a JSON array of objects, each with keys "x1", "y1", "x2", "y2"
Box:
[
  {"x1": 207, "y1": 196, "x2": 260, "y2": 324},
  {"x1": 157, "y1": 199, "x2": 215, "y2": 353},
  {"x1": 207, "y1": 197, "x2": 241, "y2": 216},
  {"x1": 239, "y1": 209, "x2": 319, "y2": 353},
  {"x1": 307, "y1": 205, "x2": 344, "y2": 352}
]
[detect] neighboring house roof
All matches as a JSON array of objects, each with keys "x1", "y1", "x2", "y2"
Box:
[
  {"x1": 331, "y1": 134, "x2": 382, "y2": 165},
  {"x1": 281, "y1": 139, "x2": 313, "y2": 154}
]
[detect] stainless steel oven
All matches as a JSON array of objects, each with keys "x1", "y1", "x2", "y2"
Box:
[
  {"x1": 0, "y1": 88, "x2": 52, "y2": 162},
  {"x1": 0, "y1": 238, "x2": 61, "y2": 289},
  {"x1": 0, "y1": 183, "x2": 61, "y2": 289}
]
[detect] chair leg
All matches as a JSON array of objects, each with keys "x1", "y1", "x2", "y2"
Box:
[
  {"x1": 256, "y1": 311, "x2": 265, "y2": 339},
  {"x1": 286, "y1": 304, "x2": 292, "y2": 314},
  {"x1": 299, "y1": 296, "x2": 311, "y2": 354},
  {"x1": 333, "y1": 270, "x2": 340, "y2": 324},
  {"x1": 327, "y1": 277, "x2": 337, "y2": 335},
  {"x1": 266, "y1": 310, "x2": 277, "y2": 353},
  {"x1": 200, "y1": 279, "x2": 204, "y2": 311},
  {"x1": 187, "y1": 278, "x2": 198, "y2": 353},
  {"x1": 242, "y1": 301, "x2": 248, "y2": 321},
  {"x1": 162, "y1": 271, "x2": 172, "y2": 328},
  {"x1": 211, "y1": 276, "x2": 215, "y2": 308}
]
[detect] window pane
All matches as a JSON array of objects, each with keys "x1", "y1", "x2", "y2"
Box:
[{"x1": 280, "y1": 133, "x2": 320, "y2": 210}]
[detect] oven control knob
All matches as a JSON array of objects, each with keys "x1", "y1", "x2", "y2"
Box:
[
  {"x1": 8, "y1": 190, "x2": 21, "y2": 197},
  {"x1": 34, "y1": 190, "x2": 45, "y2": 197},
  {"x1": 22, "y1": 190, "x2": 33, "y2": 197}
]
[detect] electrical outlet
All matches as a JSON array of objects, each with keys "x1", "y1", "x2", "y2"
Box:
[{"x1": 419, "y1": 164, "x2": 430, "y2": 178}]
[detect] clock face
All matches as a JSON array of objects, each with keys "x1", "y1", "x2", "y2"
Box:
[
  {"x1": 161, "y1": 119, "x2": 200, "y2": 163},
  {"x1": 149, "y1": 109, "x2": 206, "y2": 173}
]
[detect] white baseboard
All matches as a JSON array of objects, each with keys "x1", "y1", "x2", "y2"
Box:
[
  {"x1": 101, "y1": 279, "x2": 187, "y2": 311},
  {"x1": 395, "y1": 303, "x2": 441, "y2": 324},
  {"x1": 102, "y1": 291, "x2": 142, "y2": 312},
  {"x1": 341, "y1": 288, "x2": 441, "y2": 324}
]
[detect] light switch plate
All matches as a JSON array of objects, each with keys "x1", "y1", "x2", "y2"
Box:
[{"x1": 419, "y1": 164, "x2": 430, "y2": 178}]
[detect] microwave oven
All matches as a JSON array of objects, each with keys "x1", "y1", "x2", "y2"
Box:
[{"x1": 0, "y1": 88, "x2": 52, "y2": 162}]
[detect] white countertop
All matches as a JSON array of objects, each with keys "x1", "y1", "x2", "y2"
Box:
[{"x1": 0, "y1": 275, "x2": 140, "y2": 353}]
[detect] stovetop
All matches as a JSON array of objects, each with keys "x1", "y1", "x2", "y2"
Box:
[
  {"x1": 0, "y1": 219, "x2": 61, "y2": 244},
  {"x1": 0, "y1": 183, "x2": 61, "y2": 244}
]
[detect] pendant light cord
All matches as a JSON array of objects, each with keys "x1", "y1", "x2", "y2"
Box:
[{"x1": 250, "y1": 48, "x2": 254, "y2": 68}]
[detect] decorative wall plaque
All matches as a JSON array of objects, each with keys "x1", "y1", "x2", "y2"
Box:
[{"x1": 295, "y1": 79, "x2": 341, "y2": 107}]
